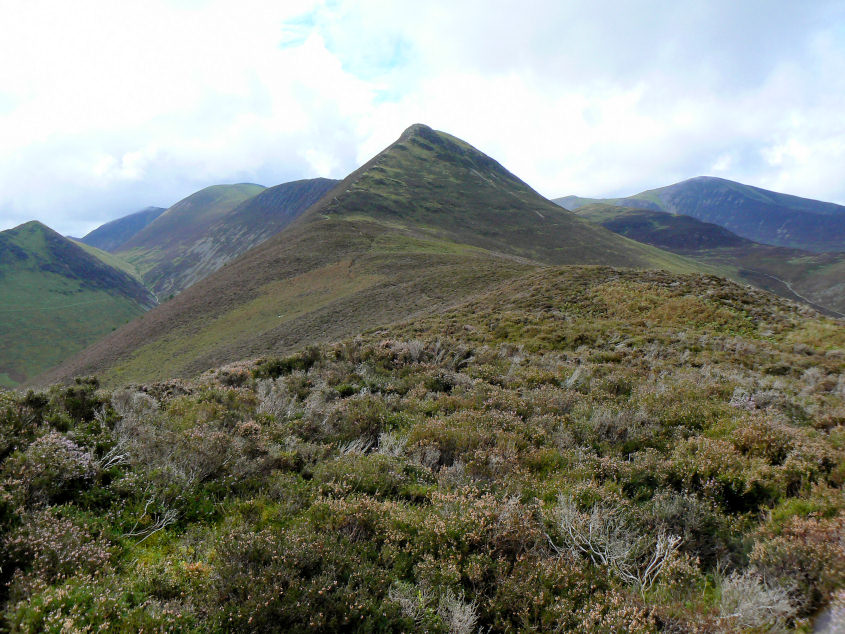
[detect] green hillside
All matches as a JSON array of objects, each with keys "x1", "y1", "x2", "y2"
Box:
[
  {"x1": 72, "y1": 240, "x2": 144, "y2": 282},
  {"x1": 573, "y1": 203, "x2": 845, "y2": 317},
  {"x1": 0, "y1": 222, "x2": 157, "y2": 387},
  {"x1": 3, "y1": 265, "x2": 843, "y2": 630},
  {"x1": 116, "y1": 183, "x2": 266, "y2": 297},
  {"x1": 36, "y1": 124, "x2": 709, "y2": 387}
]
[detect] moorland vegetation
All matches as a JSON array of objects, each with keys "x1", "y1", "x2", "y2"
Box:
[{"x1": 2, "y1": 267, "x2": 843, "y2": 631}]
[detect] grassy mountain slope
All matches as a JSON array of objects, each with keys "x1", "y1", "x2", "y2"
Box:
[
  {"x1": 73, "y1": 240, "x2": 144, "y2": 282},
  {"x1": 78, "y1": 206, "x2": 166, "y2": 252},
  {"x1": 573, "y1": 203, "x2": 845, "y2": 317},
  {"x1": 556, "y1": 176, "x2": 845, "y2": 252},
  {"x1": 0, "y1": 222, "x2": 157, "y2": 387},
  {"x1": 3, "y1": 265, "x2": 843, "y2": 630},
  {"x1": 36, "y1": 124, "x2": 708, "y2": 387},
  {"x1": 325, "y1": 124, "x2": 701, "y2": 270},
  {"x1": 116, "y1": 183, "x2": 266, "y2": 297},
  {"x1": 122, "y1": 178, "x2": 339, "y2": 299}
]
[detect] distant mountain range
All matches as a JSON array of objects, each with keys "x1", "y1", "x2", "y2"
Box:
[
  {"x1": 4, "y1": 126, "x2": 843, "y2": 632},
  {"x1": 0, "y1": 221, "x2": 156, "y2": 386},
  {"x1": 568, "y1": 203, "x2": 845, "y2": 317},
  {"x1": 1, "y1": 179, "x2": 337, "y2": 385},
  {"x1": 556, "y1": 176, "x2": 845, "y2": 252}
]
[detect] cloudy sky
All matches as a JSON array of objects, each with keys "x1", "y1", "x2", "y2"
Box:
[{"x1": 1, "y1": 0, "x2": 844, "y2": 236}]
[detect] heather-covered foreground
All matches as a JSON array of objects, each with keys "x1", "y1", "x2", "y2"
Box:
[{"x1": 2, "y1": 268, "x2": 844, "y2": 631}]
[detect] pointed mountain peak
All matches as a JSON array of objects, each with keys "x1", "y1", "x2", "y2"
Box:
[
  {"x1": 393, "y1": 123, "x2": 483, "y2": 158},
  {"x1": 12, "y1": 219, "x2": 52, "y2": 234},
  {"x1": 399, "y1": 122, "x2": 435, "y2": 140}
]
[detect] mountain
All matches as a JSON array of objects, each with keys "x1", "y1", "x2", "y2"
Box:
[
  {"x1": 36, "y1": 123, "x2": 705, "y2": 386},
  {"x1": 113, "y1": 183, "x2": 266, "y2": 297},
  {"x1": 78, "y1": 206, "x2": 166, "y2": 252},
  {"x1": 573, "y1": 203, "x2": 845, "y2": 316},
  {"x1": 106, "y1": 180, "x2": 341, "y2": 299},
  {"x1": 556, "y1": 176, "x2": 845, "y2": 252},
  {"x1": 574, "y1": 203, "x2": 751, "y2": 251},
  {"x1": 116, "y1": 178, "x2": 338, "y2": 299},
  {"x1": 10, "y1": 127, "x2": 844, "y2": 630},
  {"x1": 0, "y1": 221, "x2": 157, "y2": 387}
]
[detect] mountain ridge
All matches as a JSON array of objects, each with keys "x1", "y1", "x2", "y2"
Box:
[{"x1": 556, "y1": 175, "x2": 845, "y2": 252}]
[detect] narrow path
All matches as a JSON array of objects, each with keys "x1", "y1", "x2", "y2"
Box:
[{"x1": 749, "y1": 271, "x2": 844, "y2": 318}]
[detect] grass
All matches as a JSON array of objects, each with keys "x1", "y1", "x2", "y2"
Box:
[
  {"x1": 72, "y1": 240, "x2": 143, "y2": 282},
  {"x1": 80, "y1": 218, "x2": 533, "y2": 386},
  {"x1": 107, "y1": 259, "x2": 384, "y2": 385}
]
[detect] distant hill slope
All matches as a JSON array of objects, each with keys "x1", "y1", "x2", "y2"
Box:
[
  {"x1": 0, "y1": 221, "x2": 157, "y2": 387},
  {"x1": 73, "y1": 240, "x2": 144, "y2": 282},
  {"x1": 115, "y1": 183, "x2": 266, "y2": 297},
  {"x1": 36, "y1": 124, "x2": 706, "y2": 386},
  {"x1": 120, "y1": 178, "x2": 338, "y2": 299},
  {"x1": 112, "y1": 180, "x2": 338, "y2": 299},
  {"x1": 556, "y1": 176, "x2": 845, "y2": 252},
  {"x1": 573, "y1": 203, "x2": 845, "y2": 317},
  {"x1": 79, "y1": 206, "x2": 166, "y2": 252}
]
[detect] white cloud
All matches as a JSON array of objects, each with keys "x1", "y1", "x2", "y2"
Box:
[{"x1": 1, "y1": 0, "x2": 845, "y2": 236}]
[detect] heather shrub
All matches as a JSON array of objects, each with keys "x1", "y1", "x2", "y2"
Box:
[
  {"x1": 731, "y1": 416, "x2": 795, "y2": 464},
  {"x1": 49, "y1": 376, "x2": 104, "y2": 425},
  {"x1": 0, "y1": 391, "x2": 42, "y2": 461},
  {"x1": 4, "y1": 508, "x2": 111, "y2": 600},
  {"x1": 319, "y1": 392, "x2": 402, "y2": 443},
  {"x1": 2, "y1": 268, "x2": 843, "y2": 631},
  {"x1": 647, "y1": 491, "x2": 739, "y2": 566},
  {"x1": 666, "y1": 436, "x2": 778, "y2": 512},
  {"x1": 212, "y1": 524, "x2": 399, "y2": 630},
  {"x1": 2, "y1": 432, "x2": 96, "y2": 506},
  {"x1": 4, "y1": 571, "x2": 196, "y2": 632},
  {"x1": 252, "y1": 346, "x2": 321, "y2": 379},
  {"x1": 750, "y1": 513, "x2": 845, "y2": 616},
  {"x1": 487, "y1": 556, "x2": 598, "y2": 630},
  {"x1": 313, "y1": 452, "x2": 432, "y2": 500}
]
